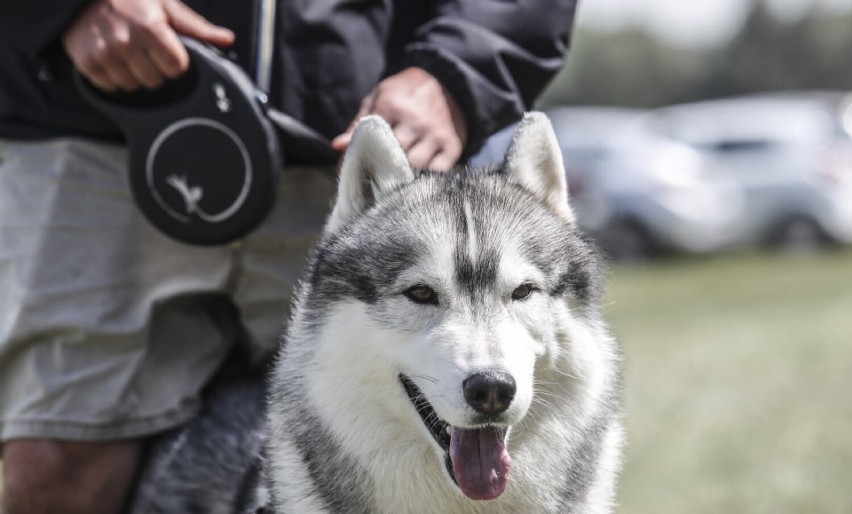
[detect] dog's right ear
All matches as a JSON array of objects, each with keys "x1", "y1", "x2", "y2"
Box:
[
  {"x1": 502, "y1": 112, "x2": 575, "y2": 224},
  {"x1": 326, "y1": 116, "x2": 414, "y2": 232}
]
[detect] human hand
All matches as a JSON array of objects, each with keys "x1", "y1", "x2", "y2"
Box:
[
  {"x1": 63, "y1": 0, "x2": 234, "y2": 92},
  {"x1": 332, "y1": 67, "x2": 468, "y2": 170}
]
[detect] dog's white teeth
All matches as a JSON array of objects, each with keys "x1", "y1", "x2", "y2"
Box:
[{"x1": 446, "y1": 426, "x2": 452, "y2": 434}]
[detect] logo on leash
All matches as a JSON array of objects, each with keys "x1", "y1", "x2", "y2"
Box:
[{"x1": 166, "y1": 175, "x2": 204, "y2": 214}]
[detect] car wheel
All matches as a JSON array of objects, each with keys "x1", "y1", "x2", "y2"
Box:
[
  {"x1": 596, "y1": 220, "x2": 657, "y2": 262},
  {"x1": 772, "y1": 216, "x2": 825, "y2": 252}
]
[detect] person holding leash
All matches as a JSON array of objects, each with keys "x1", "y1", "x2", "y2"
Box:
[{"x1": 0, "y1": 0, "x2": 578, "y2": 512}]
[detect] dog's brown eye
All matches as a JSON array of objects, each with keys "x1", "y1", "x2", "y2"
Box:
[
  {"x1": 511, "y1": 283, "x2": 534, "y2": 301},
  {"x1": 404, "y1": 285, "x2": 438, "y2": 305}
]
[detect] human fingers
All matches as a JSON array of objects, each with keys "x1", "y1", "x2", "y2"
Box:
[
  {"x1": 124, "y1": 50, "x2": 167, "y2": 89},
  {"x1": 86, "y1": 19, "x2": 144, "y2": 91},
  {"x1": 63, "y1": 3, "x2": 114, "y2": 90},
  {"x1": 64, "y1": 0, "x2": 167, "y2": 91},
  {"x1": 379, "y1": 105, "x2": 461, "y2": 168},
  {"x1": 391, "y1": 123, "x2": 421, "y2": 153},
  {"x1": 127, "y1": 0, "x2": 231, "y2": 86},
  {"x1": 331, "y1": 129, "x2": 354, "y2": 153},
  {"x1": 396, "y1": 120, "x2": 463, "y2": 169},
  {"x1": 65, "y1": 26, "x2": 116, "y2": 91},
  {"x1": 430, "y1": 130, "x2": 464, "y2": 170},
  {"x1": 98, "y1": 53, "x2": 143, "y2": 91},
  {"x1": 403, "y1": 129, "x2": 462, "y2": 170},
  {"x1": 95, "y1": 22, "x2": 163, "y2": 91},
  {"x1": 139, "y1": 0, "x2": 234, "y2": 82},
  {"x1": 78, "y1": 61, "x2": 117, "y2": 92},
  {"x1": 144, "y1": 22, "x2": 191, "y2": 79},
  {"x1": 405, "y1": 139, "x2": 440, "y2": 170},
  {"x1": 428, "y1": 150, "x2": 460, "y2": 172},
  {"x1": 164, "y1": 0, "x2": 234, "y2": 47}
]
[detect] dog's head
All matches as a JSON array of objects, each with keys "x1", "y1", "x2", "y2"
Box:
[{"x1": 310, "y1": 114, "x2": 607, "y2": 501}]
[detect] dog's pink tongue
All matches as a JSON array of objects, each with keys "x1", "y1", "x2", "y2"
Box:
[{"x1": 449, "y1": 427, "x2": 511, "y2": 500}]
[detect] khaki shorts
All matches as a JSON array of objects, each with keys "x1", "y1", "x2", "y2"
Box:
[{"x1": 0, "y1": 138, "x2": 336, "y2": 443}]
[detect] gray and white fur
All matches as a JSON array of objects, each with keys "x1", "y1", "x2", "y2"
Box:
[{"x1": 264, "y1": 113, "x2": 623, "y2": 513}]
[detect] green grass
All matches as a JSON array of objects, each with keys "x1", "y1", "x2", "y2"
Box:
[{"x1": 608, "y1": 250, "x2": 852, "y2": 514}]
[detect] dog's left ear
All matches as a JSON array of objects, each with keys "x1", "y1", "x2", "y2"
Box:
[
  {"x1": 503, "y1": 112, "x2": 575, "y2": 223},
  {"x1": 327, "y1": 116, "x2": 414, "y2": 232}
]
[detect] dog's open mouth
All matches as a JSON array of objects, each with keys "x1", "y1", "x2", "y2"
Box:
[{"x1": 399, "y1": 374, "x2": 511, "y2": 501}]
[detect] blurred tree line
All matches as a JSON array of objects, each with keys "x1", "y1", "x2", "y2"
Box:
[{"x1": 538, "y1": 2, "x2": 852, "y2": 108}]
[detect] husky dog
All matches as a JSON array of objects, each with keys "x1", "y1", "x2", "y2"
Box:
[{"x1": 264, "y1": 113, "x2": 623, "y2": 513}]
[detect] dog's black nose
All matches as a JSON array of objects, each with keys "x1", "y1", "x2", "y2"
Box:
[{"x1": 463, "y1": 372, "x2": 516, "y2": 415}]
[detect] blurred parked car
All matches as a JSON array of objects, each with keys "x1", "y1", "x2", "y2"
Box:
[
  {"x1": 549, "y1": 107, "x2": 743, "y2": 260},
  {"x1": 646, "y1": 92, "x2": 852, "y2": 250}
]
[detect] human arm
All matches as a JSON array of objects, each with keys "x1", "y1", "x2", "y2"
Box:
[{"x1": 332, "y1": 0, "x2": 578, "y2": 169}]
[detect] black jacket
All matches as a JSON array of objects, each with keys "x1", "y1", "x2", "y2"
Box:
[{"x1": 0, "y1": 0, "x2": 577, "y2": 158}]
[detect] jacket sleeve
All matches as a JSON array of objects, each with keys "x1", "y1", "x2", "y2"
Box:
[
  {"x1": 1, "y1": 1, "x2": 92, "y2": 55},
  {"x1": 402, "y1": 0, "x2": 578, "y2": 156}
]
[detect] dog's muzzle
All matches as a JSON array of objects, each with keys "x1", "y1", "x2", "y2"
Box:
[{"x1": 399, "y1": 373, "x2": 512, "y2": 501}]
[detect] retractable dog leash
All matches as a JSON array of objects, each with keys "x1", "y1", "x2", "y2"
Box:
[{"x1": 75, "y1": 1, "x2": 337, "y2": 246}]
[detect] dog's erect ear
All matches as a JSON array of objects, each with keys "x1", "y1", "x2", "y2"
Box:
[
  {"x1": 327, "y1": 116, "x2": 414, "y2": 232},
  {"x1": 503, "y1": 112, "x2": 575, "y2": 223}
]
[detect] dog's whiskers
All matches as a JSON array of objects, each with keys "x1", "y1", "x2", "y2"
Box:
[
  {"x1": 549, "y1": 367, "x2": 585, "y2": 381},
  {"x1": 410, "y1": 374, "x2": 439, "y2": 384}
]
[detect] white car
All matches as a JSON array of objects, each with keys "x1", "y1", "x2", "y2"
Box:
[
  {"x1": 551, "y1": 107, "x2": 743, "y2": 260},
  {"x1": 647, "y1": 92, "x2": 852, "y2": 250}
]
